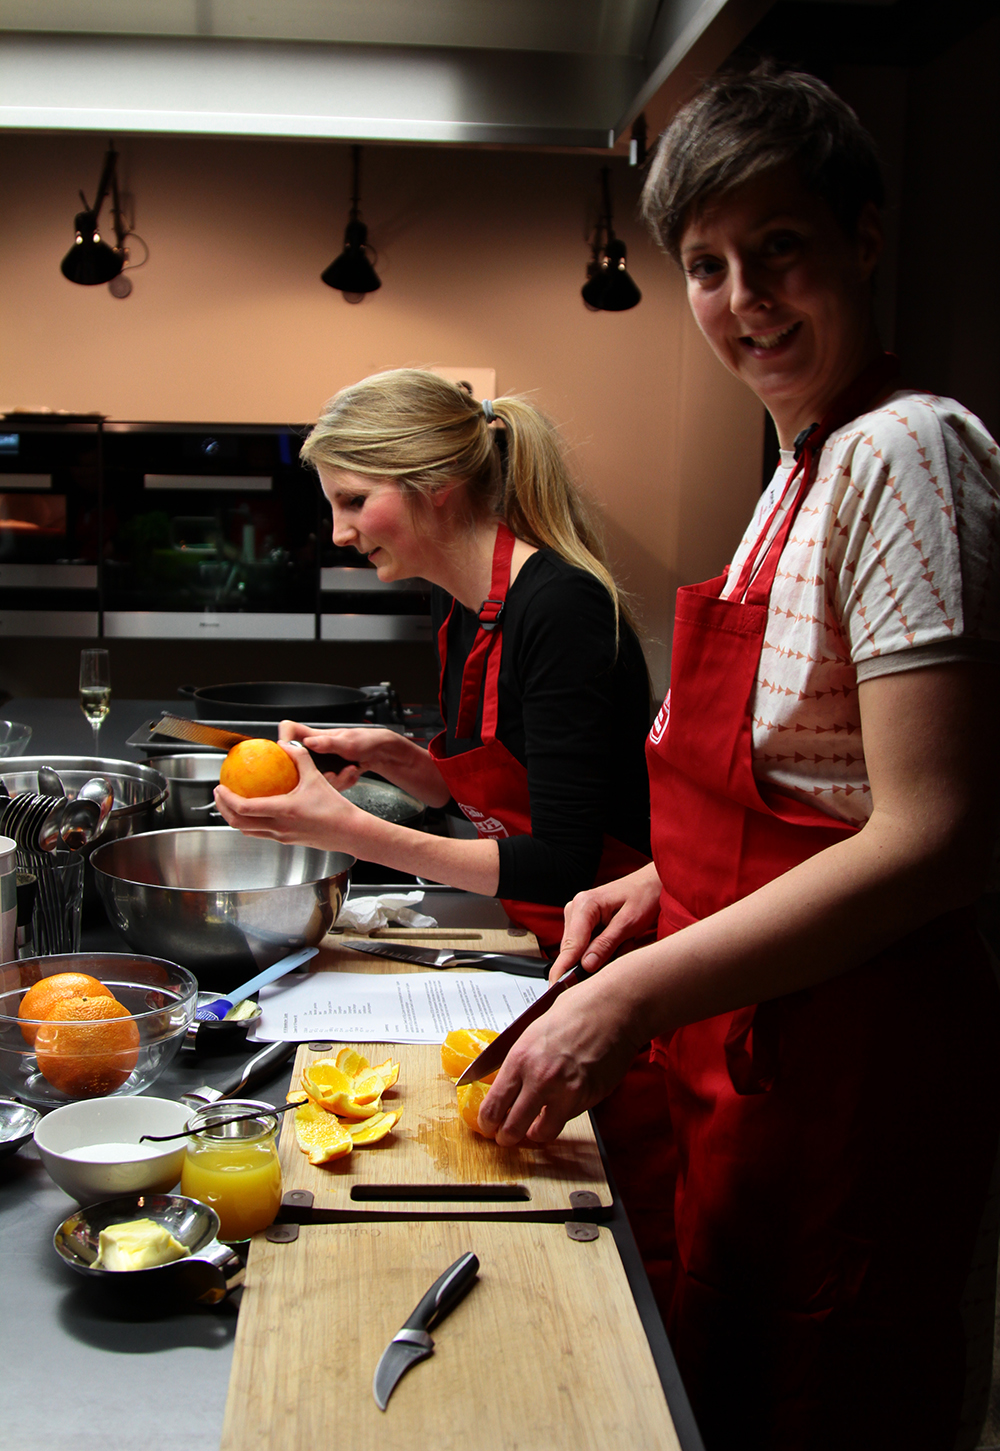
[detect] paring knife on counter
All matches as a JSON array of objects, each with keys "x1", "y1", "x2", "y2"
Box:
[
  {"x1": 454, "y1": 962, "x2": 591, "y2": 1086},
  {"x1": 343, "y1": 938, "x2": 551, "y2": 979},
  {"x1": 373, "y1": 1251, "x2": 480, "y2": 1410},
  {"x1": 149, "y1": 713, "x2": 357, "y2": 774}
]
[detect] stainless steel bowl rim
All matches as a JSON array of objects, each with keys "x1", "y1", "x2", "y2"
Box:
[
  {"x1": 0, "y1": 757, "x2": 168, "y2": 816},
  {"x1": 91, "y1": 826, "x2": 354, "y2": 893},
  {"x1": 53, "y1": 1192, "x2": 222, "y2": 1275},
  {"x1": 0, "y1": 1098, "x2": 40, "y2": 1143},
  {"x1": 2, "y1": 951, "x2": 199, "y2": 1027}
]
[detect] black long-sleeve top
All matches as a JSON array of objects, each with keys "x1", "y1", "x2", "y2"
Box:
[{"x1": 431, "y1": 550, "x2": 652, "y2": 906}]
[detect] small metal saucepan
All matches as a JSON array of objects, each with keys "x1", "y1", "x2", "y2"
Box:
[{"x1": 54, "y1": 1192, "x2": 245, "y2": 1307}]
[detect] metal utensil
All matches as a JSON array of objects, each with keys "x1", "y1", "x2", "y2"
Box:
[
  {"x1": 454, "y1": 963, "x2": 591, "y2": 1086},
  {"x1": 179, "y1": 1039, "x2": 297, "y2": 1110},
  {"x1": 140, "y1": 1098, "x2": 299, "y2": 1143},
  {"x1": 37, "y1": 765, "x2": 65, "y2": 798},
  {"x1": 60, "y1": 776, "x2": 114, "y2": 848},
  {"x1": 373, "y1": 1252, "x2": 480, "y2": 1410},
  {"x1": 343, "y1": 937, "x2": 550, "y2": 979}
]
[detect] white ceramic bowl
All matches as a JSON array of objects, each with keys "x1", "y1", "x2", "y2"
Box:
[{"x1": 33, "y1": 1095, "x2": 190, "y2": 1203}]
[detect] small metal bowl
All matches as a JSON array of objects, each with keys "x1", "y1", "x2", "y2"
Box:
[
  {"x1": 183, "y1": 992, "x2": 262, "y2": 1053},
  {"x1": 0, "y1": 1097, "x2": 39, "y2": 1158},
  {"x1": 54, "y1": 1192, "x2": 245, "y2": 1306}
]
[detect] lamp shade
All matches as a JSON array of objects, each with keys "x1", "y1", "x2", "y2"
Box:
[
  {"x1": 321, "y1": 218, "x2": 381, "y2": 296},
  {"x1": 581, "y1": 260, "x2": 608, "y2": 310},
  {"x1": 61, "y1": 210, "x2": 125, "y2": 285},
  {"x1": 597, "y1": 240, "x2": 641, "y2": 312}
]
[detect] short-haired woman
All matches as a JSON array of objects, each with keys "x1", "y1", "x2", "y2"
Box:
[
  {"x1": 215, "y1": 368, "x2": 652, "y2": 949},
  {"x1": 476, "y1": 68, "x2": 1000, "y2": 1449}
]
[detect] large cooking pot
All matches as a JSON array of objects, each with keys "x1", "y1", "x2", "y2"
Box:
[
  {"x1": 0, "y1": 757, "x2": 168, "y2": 847},
  {"x1": 178, "y1": 681, "x2": 374, "y2": 722}
]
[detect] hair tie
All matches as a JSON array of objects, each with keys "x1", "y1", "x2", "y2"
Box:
[{"x1": 481, "y1": 399, "x2": 495, "y2": 423}]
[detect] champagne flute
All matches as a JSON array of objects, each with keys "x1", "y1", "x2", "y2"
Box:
[{"x1": 79, "y1": 648, "x2": 111, "y2": 753}]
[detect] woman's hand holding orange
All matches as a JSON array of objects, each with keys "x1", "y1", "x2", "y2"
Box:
[{"x1": 214, "y1": 742, "x2": 364, "y2": 853}]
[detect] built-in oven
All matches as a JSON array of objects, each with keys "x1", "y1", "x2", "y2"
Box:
[
  {"x1": 0, "y1": 419, "x2": 101, "y2": 636},
  {"x1": 100, "y1": 423, "x2": 319, "y2": 640},
  {"x1": 318, "y1": 506, "x2": 432, "y2": 645}
]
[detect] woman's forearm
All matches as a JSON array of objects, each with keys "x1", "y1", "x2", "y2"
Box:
[{"x1": 336, "y1": 810, "x2": 501, "y2": 896}]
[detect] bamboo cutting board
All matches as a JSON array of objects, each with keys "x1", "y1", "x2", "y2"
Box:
[
  {"x1": 221, "y1": 1220, "x2": 681, "y2": 1451},
  {"x1": 277, "y1": 1041, "x2": 611, "y2": 1218}
]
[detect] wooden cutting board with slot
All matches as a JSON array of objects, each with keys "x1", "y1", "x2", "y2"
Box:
[
  {"x1": 221, "y1": 1220, "x2": 681, "y2": 1451},
  {"x1": 277, "y1": 1039, "x2": 611, "y2": 1218}
]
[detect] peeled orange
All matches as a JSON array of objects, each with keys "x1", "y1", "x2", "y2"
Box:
[
  {"x1": 19, "y1": 972, "x2": 114, "y2": 1046},
  {"x1": 456, "y1": 1080, "x2": 492, "y2": 1136},
  {"x1": 441, "y1": 1028, "x2": 499, "y2": 1084},
  {"x1": 219, "y1": 738, "x2": 299, "y2": 799},
  {"x1": 35, "y1": 994, "x2": 141, "y2": 1097}
]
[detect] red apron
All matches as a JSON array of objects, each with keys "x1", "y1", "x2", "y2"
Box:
[
  {"x1": 644, "y1": 358, "x2": 1000, "y2": 1450},
  {"x1": 428, "y1": 522, "x2": 649, "y2": 949}
]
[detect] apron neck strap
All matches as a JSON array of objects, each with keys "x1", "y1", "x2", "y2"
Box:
[
  {"x1": 440, "y1": 522, "x2": 518, "y2": 741},
  {"x1": 733, "y1": 351, "x2": 899, "y2": 603}
]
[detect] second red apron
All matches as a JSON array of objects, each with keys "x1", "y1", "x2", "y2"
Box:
[{"x1": 642, "y1": 361, "x2": 1000, "y2": 1449}]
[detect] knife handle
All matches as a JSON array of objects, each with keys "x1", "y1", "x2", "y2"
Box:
[
  {"x1": 216, "y1": 1040, "x2": 296, "y2": 1099},
  {"x1": 403, "y1": 1252, "x2": 480, "y2": 1333}
]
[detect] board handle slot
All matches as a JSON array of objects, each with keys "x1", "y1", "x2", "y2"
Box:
[{"x1": 350, "y1": 1183, "x2": 531, "y2": 1202}]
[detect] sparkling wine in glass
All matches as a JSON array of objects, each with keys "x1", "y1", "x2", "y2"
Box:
[{"x1": 79, "y1": 648, "x2": 111, "y2": 752}]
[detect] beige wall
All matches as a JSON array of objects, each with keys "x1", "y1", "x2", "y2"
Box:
[{"x1": 0, "y1": 132, "x2": 763, "y2": 696}]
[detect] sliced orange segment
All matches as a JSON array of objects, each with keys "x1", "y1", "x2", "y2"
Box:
[
  {"x1": 456, "y1": 1080, "x2": 492, "y2": 1136},
  {"x1": 370, "y1": 1057, "x2": 400, "y2": 1090},
  {"x1": 347, "y1": 1110, "x2": 401, "y2": 1145},
  {"x1": 441, "y1": 1028, "x2": 500, "y2": 1084},
  {"x1": 285, "y1": 1089, "x2": 309, "y2": 1105},
  {"x1": 294, "y1": 1101, "x2": 354, "y2": 1164},
  {"x1": 333, "y1": 1047, "x2": 371, "y2": 1079}
]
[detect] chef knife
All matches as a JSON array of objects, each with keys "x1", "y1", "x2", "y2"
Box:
[
  {"x1": 343, "y1": 938, "x2": 550, "y2": 979},
  {"x1": 454, "y1": 962, "x2": 591, "y2": 1086},
  {"x1": 373, "y1": 1251, "x2": 480, "y2": 1410},
  {"x1": 149, "y1": 713, "x2": 356, "y2": 774}
]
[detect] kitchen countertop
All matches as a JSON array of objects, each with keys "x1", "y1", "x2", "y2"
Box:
[{"x1": 0, "y1": 699, "x2": 704, "y2": 1451}]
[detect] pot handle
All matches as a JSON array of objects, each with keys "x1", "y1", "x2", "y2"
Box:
[{"x1": 177, "y1": 685, "x2": 198, "y2": 698}]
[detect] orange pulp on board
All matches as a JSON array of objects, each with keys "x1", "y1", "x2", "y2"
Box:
[
  {"x1": 289, "y1": 1049, "x2": 402, "y2": 1165},
  {"x1": 219, "y1": 738, "x2": 299, "y2": 799},
  {"x1": 456, "y1": 1080, "x2": 492, "y2": 1136},
  {"x1": 35, "y1": 994, "x2": 141, "y2": 1097},
  {"x1": 440, "y1": 1028, "x2": 499, "y2": 1084},
  {"x1": 19, "y1": 972, "x2": 114, "y2": 1045}
]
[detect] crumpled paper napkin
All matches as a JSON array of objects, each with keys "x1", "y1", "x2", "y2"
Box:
[{"x1": 334, "y1": 890, "x2": 438, "y2": 934}]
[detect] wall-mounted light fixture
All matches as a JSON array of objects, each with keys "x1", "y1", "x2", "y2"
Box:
[
  {"x1": 321, "y1": 146, "x2": 381, "y2": 303},
  {"x1": 581, "y1": 167, "x2": 641, "y2": 313},
  {"x1": 61, "y1": 141, "x2": 128, "y2": 287}
]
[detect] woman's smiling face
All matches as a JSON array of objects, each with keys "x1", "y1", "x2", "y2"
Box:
[
  {"x1": 320, "y1": 467, "x2": 435, "y2": 582},
  {"x1": 679, "y1": 163, "x2": 882, "y2": 447}
]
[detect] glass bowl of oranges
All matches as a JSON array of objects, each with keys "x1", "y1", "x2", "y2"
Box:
[{"x1": 0, "y1": 954, "x2": 198, "y2": 1108}]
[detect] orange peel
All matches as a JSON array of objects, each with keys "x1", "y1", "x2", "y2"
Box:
[
  {"x1": 345, "y1": 1110, "x2": 401, "y2": 1145},
  {"x1": 293, "y1": 1101, "x2": 354, "y2": 1164}
]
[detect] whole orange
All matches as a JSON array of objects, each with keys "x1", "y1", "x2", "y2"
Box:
[
  {"x1": 35, "y1": 994, "x2": 141, "y2": 1098},
  {"x1": 219, "y1": 738, "x2": 299, "y2": 798},
  {"x1": 19, "y1": 972, "x2": 115, "y2": 1046}
]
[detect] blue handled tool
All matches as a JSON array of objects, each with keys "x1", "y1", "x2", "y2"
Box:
[{"x1": 195, "y1": 946, "x2": 319, "y2": 1022}]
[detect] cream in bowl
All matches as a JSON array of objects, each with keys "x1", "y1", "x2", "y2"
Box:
[{"x1": 33, "y1": 1094, "x2": 190, "y2": 1203}]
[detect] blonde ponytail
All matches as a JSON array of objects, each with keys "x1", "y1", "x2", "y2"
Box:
[{"x1": 301, "y1": 368, "x2": 632, "y2": 637}]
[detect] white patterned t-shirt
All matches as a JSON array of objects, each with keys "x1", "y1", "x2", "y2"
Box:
[{"x1": 720, "y1": 391, "x2": 1000, "y2": 825}]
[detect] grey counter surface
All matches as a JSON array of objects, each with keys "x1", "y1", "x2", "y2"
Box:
[{"x1": 0, "y1": 698, "x2": 704, "y2": 1451}]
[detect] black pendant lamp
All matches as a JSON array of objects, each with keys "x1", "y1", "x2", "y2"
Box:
[
  {"x1": 581, "y1": 167, "x2": 641, "y2": 313},
  {"x1": 322, "y1": 146, "x2": 381, "y2": 303},
  {"x1": 61, "y1": 141, "x2": 127, "y2": 286}
]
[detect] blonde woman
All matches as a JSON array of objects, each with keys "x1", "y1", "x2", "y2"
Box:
[{"x1": 215, "y1": 369, "x2": 651, "y2": 950}]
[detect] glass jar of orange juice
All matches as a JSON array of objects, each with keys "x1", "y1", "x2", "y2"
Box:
[{"x1": 181, "y1": 1102, "x2": 283, "y2": 1243}]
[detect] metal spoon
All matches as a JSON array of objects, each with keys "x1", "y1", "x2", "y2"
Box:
[
  {"x1": 37, "y1": 766, "x2": 65, "y2": 799},
  {"x1": 60, "y1": 777, "x2": 114, "y2": 849}
]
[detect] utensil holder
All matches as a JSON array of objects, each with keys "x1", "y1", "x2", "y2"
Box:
[{"x1": 29, "y1": 854, "x2": 84, "y2": 956}]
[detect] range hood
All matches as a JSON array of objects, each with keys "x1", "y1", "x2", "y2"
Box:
[{"x1": 0, "y1": 0, "x2": 775, "y2": 148}]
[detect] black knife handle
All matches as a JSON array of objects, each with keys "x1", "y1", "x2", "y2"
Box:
[
  {"x1": 402, "y1": 1252, "x2": 480, "y2": 1333},
  {"x1": 216, "y1": 1040, "x2": 296, "y2": 1099},
  {"x1": 305, "y1": 748, "x2": 356, "y2": 775}
]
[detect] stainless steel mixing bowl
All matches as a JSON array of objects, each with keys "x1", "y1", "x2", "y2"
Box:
[
  {"x1": 0, "y1": 757, "x2": 168, "y2": 846},
  {"x1": 91, "y1": 826, "x2": 352, "y2": 990}
]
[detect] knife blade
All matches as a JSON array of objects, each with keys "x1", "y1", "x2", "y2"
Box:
[
  {"x1": 454, "y1": 962, "x2": 591, "y2": 1086},
  {"x1": 373, "y1": 1251, "x2": 480, "y2": 1410},
  {"x1": 343, "y1": 938, "x2": 550, "y2": 979}
]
